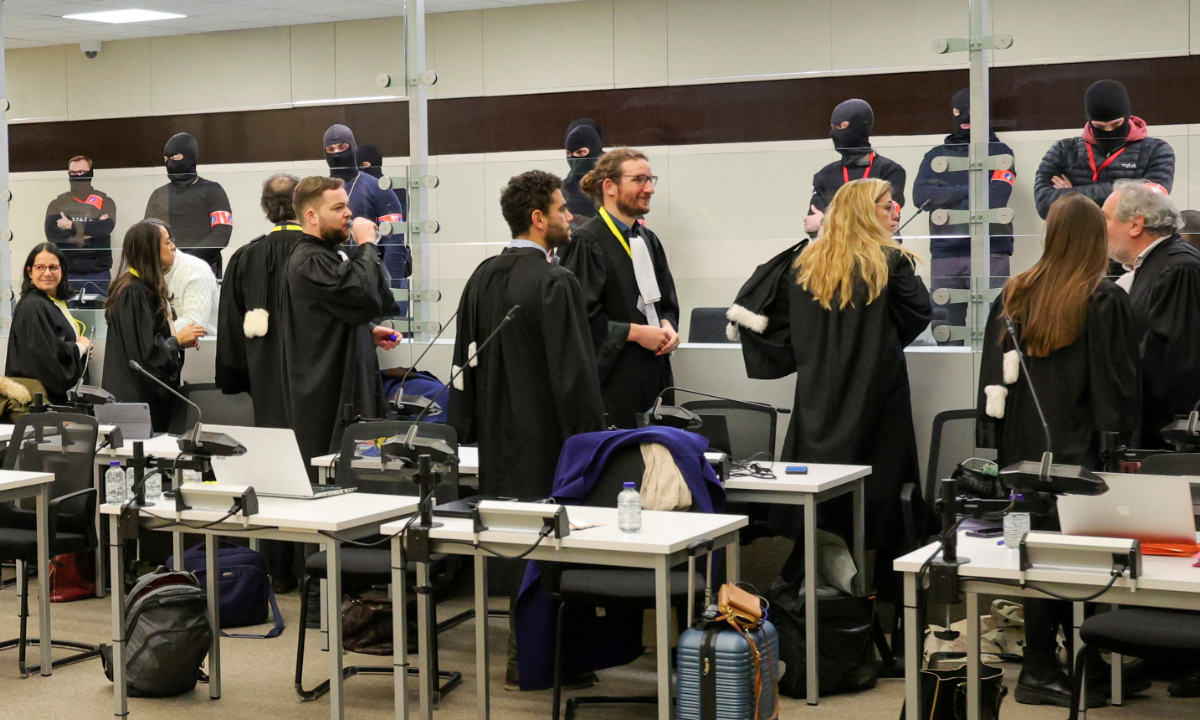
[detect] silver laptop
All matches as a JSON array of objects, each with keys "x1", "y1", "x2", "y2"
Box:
[
  {"x1": 1058, "y1": 473, "x2": 1197, "y2": 544},
  {"x1": 205, "y1": 425, "x2": 355, "y2": 499},
  {"x1": 94, "y1": 403, "x2": 154, "y2": 441}
]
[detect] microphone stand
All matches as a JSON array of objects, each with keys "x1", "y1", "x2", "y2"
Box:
[
  {"x1": 1001, "y1": 316, "x2": 1054, "y2": 481},
  {"x1": 896, "y1": 200, "x2": 933, "y2": 235}
]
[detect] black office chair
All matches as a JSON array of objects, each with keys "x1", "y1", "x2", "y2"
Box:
[
  {"x1": 544, "y1": 443, "x2": 713, "y2": 720},
  {"x1": 1070, "y1": 609, "x2": 1200, "y2": 719},
  {"x1": 169, "y1": 382, "x2": 255, "y2": 433},
  {"x1": 687, "y1": 308, "x2": 736, "y2": 344},
  {"x1": 1140, "y1": 453, "x2": 1200, "y2": 475},
  {"x1": 680, "y1": 399, "x2": 777, "y2": 462},
  {"x1": 294, "y1": 421, "x2": 463, "y2": 702},
  {"x1": 0, "y1": 412, "x2": 101, "y2": 676}
]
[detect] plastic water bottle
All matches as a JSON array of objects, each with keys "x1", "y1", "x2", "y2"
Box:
[
  {"x1": 144, "y1": 471, "x2": 162, "y2": 505},
  {"x1": 618, "y1": 481, "x2": 642, "y2": 534},
  {"x1": 1003, "y1": 496, "x2": 1031, "y2": 549},
  {"x1": 105, "y1": 462, "x2": 126, "y2": 505}
]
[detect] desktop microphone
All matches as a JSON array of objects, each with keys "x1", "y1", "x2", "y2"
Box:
[
  {"x1": 642, "y1": 386, "x2": 791, "y2": 431},
  {"x1": 392, "y1": 309, "x2": 459, "y2": 419},
  {"x1": 897, "y1": 199, "x2": 933, "y2": 234},
  {"x1": 127, "y1": 360, "x2": 245, "y2": 457},
  {"x1": 67, "y1": 327, "x2": 116, "y2": 407},
  {"x1": 997, "y1": 316, "x2": 1106, "y2": 496},
  {"x1": 1160, "y1": 395, "x2": 1200, "y2": 447},
  {"x1": 385, "y1": 305, "x2": 521, "y2": 463}
]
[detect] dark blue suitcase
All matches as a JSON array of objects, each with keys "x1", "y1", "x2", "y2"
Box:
[{"x1": 677, "y1": 620, "x2": 780, "y2": 720}]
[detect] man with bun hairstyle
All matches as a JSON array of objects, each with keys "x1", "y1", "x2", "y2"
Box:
[{"x1": 560, "y1": 147, "x2": 679, "y2": 428}]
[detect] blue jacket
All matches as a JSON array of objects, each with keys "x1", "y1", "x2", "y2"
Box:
[
  {"x1": 913, "y1": 133, "x2": 1015, "y2": 258},
  {"x1": 513, "y1": 427, "x2": 725, "y2": 690},
  {"x1": 346, "y1": 170, "x2": 410, "y2": 283}
]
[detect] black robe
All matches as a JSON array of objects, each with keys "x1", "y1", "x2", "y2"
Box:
[
  {"x1": 1126, "y1": 234, "x2": 1200, "y2": 447},
  {"x1": 280, "y1": 236, "x2": 398, "y2": 467},
  {"x1": 101, "y1": 278, "x2": 183, "y2": 432},
  {"x1": 215, "y1": 224, "x2": 304, "y2": 428},
  {"x1": 757, "y1": 248, "x2": 930, "y2": 601},
  {"x1": 5, "y1": 290, "x2": 88, "y2": 405},
  {"x1": 449, "y1": 247, "x2": 606, "y2": 498},
  {"x1": 977, "y1": 281, "x2": 1141, "y2": 469},
  {"x1": 560, "y1": 215, "x2": 680, "y2": 428}
]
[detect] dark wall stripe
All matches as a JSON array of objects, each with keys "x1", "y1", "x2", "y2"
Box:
[{"x1": 10, "y1": 53, "x2": 1200, "y2": 173}]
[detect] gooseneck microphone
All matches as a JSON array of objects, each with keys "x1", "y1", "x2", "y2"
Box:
[
  {"x1": 412, "y1": 305, "x2": 519, "y2": 427},
  {"x1": 648, "y1": 386, "x2": 791, "y2": 418},
  {"x1": 897, "y1": 199, "x2": 933, "y2": 234},
  {"x1": 127, "y1": 360, "x2": 244, "y2": 456},
  {"x1": 1001, "y1": 316, "x2": 1053, "y2": 477},
  {"x1": 393, "y1": 310, "x2": 459, "y2": 418}
]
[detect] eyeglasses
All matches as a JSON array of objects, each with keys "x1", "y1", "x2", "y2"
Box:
[
  {"x1": 68, "y1": 170, "x2": 90, "y2": 177},
  {"x1": 622, "y1": 174, "x2": 658, "y2": 187},
  {"x1": 33, "y1": 264, "x2": 62, "y2": 274}
]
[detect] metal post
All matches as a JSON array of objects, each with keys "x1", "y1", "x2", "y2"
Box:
[
  {"x1": 0, "y1": 0, "x2": 11, "y2": 334},
  {"x1": 967, "y1": 0, "x2": 992, "y2": 349},
  {"x1": 406, "y1": 0, "x2": 432, "y2": 334}
]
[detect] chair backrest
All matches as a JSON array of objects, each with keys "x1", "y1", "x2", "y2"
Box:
[
  {"x1": 580, "y1": 443, "x2": 704, "y2": 513},
  {"x1": 337, "y1": 420, "x2": 459, "y2": 505},
  {"x1": 170, "y1": 383, "x2": 255, "y2": 433},
  {"x1": 681, "y1": 399, "x2": 776, "y2": 461},
  {"x1": 925, "y1": 409, "x2": 995, "y2": 505},
  {"x1": 688, "y1": 308, "x2": 736, "y2": 344},
  {"x1": 1141, "y1": 453, "x2": 1200, "y2": 476},
  {"x1": 1, "y1": 412, "x2": 99, "y2": 540}
]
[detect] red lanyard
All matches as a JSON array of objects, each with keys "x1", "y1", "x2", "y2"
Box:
[
  {"x1": 843, "y1": 152, "x2": 876, "y2": 184},
  {"x1": 1086, "y1": 143, "x2": 1126, "y2": 183}
]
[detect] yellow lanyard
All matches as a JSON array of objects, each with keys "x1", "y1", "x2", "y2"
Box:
[
  {"x1": 598, "y1": 207, "x2": 633, "y2": 258},
  {"x1": 51, "y1": 296, "x2": 86, "y2": 337},
  {"x1": 129, "y1": 268, "x2": 140, "y2": 278},
  {"x1": 273, "y1": 223, "x2": 302, "y2": 233}
]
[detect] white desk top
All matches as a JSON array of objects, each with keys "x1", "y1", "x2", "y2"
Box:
[
  {"x1": 0, "y1": 470, "x2": 55, "y2": 492},
  {"x1": 382, "y1": 504, "x2": 747, "y2": 555},
  {"x1": 101, "y1": 492, "x2": 419, "y2": 533},
  {"x1": 96, "y1": 433, "x2": 184, "y2": 459},
  {"x1": 895, "y1": 531, "x2": 1200, "y2": 595},
  {"x1": 725, "y1": 462, "x2": 870, "y2": 494}
]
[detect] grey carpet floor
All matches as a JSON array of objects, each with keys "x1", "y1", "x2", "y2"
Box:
[{"x1": 2, "y1": 583, "x2": 1198, "y2": 720}]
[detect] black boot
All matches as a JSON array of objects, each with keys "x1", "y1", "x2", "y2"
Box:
[
  {"x1": 1170, "y1": 667, "x2": 1200, "y2": 697},
  {"x1": 1015, "y1": 665, "x2": 1108, "y2": 708}
]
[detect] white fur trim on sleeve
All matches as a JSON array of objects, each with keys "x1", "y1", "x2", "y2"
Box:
[
  {"x1": 725, "y1": 322, "x2": 740, "y2": 342},
  {"x1": 725, "y1": 304, "x2": 769, "y2": 334},
  {"x1": 1002, "y1": 350, "x2": 1019, "y2": 385},
  {"x1": 468, "y1": 341, "x2": 479, "y2": 367},
  {"x1": 243, "y1": 308, "x2": 269, "y2": 338},
  {"x1": 984, "y1": 385, "x2": 1008, "y2": 419},
  {"x1": 451, "y1": 366, "x2": 464, "y2": 391}
]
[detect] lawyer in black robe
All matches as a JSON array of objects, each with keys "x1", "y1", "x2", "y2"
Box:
[
  {"x1": 6, "y1": 244, "x2": 90, "y2": 405},
  {"x1": 1124, "y1": 234, "x2": 1200, "y2": 446},
  {"x1": 215, "y1": 222, "x2": 304, "y2": 428},
  {"x1": 450, "y1": 247, "x2": 605, "y2": 498},
  {"x1": 102, "y1": 278, "x2": 185, "y2": 432},
  {"x1": 561, "y1": 215, "x2": 679, "y2": 428},
  {"x1": 977, "y1": 281, "x2": 1141, "y2": 468},
  {"x1": 280, "y1": 232, "x2": 398, "y2": 467}
]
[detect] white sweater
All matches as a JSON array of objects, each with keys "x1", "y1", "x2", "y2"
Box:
[{"x1": 165, "y1": 250, "x2": 219, "y2": 333}]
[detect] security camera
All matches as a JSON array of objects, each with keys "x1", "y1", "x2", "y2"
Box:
[{"x1": 81, "y1": 40, "x2": 101, "y2": 59}]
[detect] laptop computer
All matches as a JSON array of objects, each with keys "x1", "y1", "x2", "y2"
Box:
[
  {"x1": 205, "y1": 425, "x2": 355, "y2": 499},
  {"x1": 1057, "y1": 472, "x2": 1197, "y2": 544},
  {"x1": 94, "y1": 403, "x2": 154, "y2": 441}
]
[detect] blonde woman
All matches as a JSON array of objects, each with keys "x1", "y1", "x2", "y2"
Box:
[{"x1": 775, "y1": 178, "x2": 931, "y2": 603}]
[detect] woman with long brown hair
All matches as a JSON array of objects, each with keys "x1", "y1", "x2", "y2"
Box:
[
  {"x1": 730, "y1": 177, "x2": 931, "y2": 606},
  {"x1": 102, "y1": 219, "x2": 205, "y2": 432},
  {"x1": 977, "y1": 192, "x2": 1141, "y2": 707}
]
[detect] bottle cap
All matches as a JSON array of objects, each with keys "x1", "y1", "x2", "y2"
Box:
[
  {"x1": 623, "y1": 481, "x2": 635, "y2": 489},
  {"x1": 110, "y1": 461, "x2": 121, "y2": 467}
]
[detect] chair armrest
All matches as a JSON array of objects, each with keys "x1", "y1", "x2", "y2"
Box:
[
  {"x1": 685, "y1": 538, "x2": 714, "y2": 557},
  {"x1": 900, "y1": 483, "x2": 919, "y2": 552},
  {"x1": 48, "y1": 487, "x2": 98, "y2": 549}
]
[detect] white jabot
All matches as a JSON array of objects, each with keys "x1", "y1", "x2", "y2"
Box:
[
  {"x1": 1116, "y1": 235, "x2": 1169, "y2": 293},
  {"x1": 629, "y1": 228, "x2": 662, "y2": 326},
  {"x1": 165, "y1": 250, "x2": 219, "y2": 333}
]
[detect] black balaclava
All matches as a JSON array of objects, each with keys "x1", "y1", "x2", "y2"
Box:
[
  {"x1": 829, "y1": 99, "x2": 874, "y2": 161},
  {"x1": 358, "y1": 144, "x2": 384, "y2": 180},
  {"x1": 566, "y1": 125, "x2": 603, "y2": 177},
  {"x1": 324, "y1": 124, "x2": 359, "y2": 182},
  {"x1": 69, "y1": 167, "x2": 94, "y2": 193},
  {"x1": 1085, "y1": 80, "x2": 1132, "y2": 154},
  {"x1": 163, "y1": 133, "x2": 199, "y2": 189},
  {"x1": 951, "y1": 88, "x2": 971, "y2": 143}
]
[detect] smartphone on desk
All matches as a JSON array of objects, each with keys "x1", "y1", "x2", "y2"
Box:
[{"x1": 785, "y1": 466, "x2": 808, "y2": 475}]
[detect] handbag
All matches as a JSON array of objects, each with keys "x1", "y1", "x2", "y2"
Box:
[
  {"x1": 167, "y1": 541, "x2": 283, "y2": 639},
  {"x1": 899, "y1": 655, "x2": 1007, "y2": 720},
  {"x1": 712, "y1": 583, "x2": 780, "y2": 720},
  {"x1": 49, "y1": 551, "x2": 96, "y2": 603},
  {"x1": 341, "y1": 590, "x2": 419, "y2": 655}
]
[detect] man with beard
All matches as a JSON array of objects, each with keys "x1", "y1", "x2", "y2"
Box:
[
  {"x1": 144, "y1": 133, "x2": 232, "y2": 276},
  {"x1": 560, "y1": 148, "x2": 680, "y2": 428},
  {"x1": 280, "y1": 176, "x2": 400, "y2": 472},
  {"x1": 914, "y1": 88, "x2": 1016, "y2": 342},
  {"x1": 450, "y1": 169, "x2": 604, "y2": 499},
  {"x1": 805, "y1": 99, "x2": 906, "y2": 237},
  {"x1": 323, "y1": 125, "x2": 410, "y2": 286},
  {"x1": 1035, "y1": 79, "x2": 1175, "y2": 220},
  {"x1": 562, "y1": 118, "x2": 603, "y2": 228},
  {"x1": 44, "y1": 155, "x2": 116, "y2": 295}
]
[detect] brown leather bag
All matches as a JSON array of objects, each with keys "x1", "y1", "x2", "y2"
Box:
[
  {"x1": 715, "y1": 583, "x2": 779, "y2": 720},
  {"x1": 342, "y1": 591, "x2": 393, "y2": 655}
]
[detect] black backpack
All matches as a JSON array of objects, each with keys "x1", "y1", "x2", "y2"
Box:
[{"x1": 101, "y1": 569, "x2": 212, "y2": 697}]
